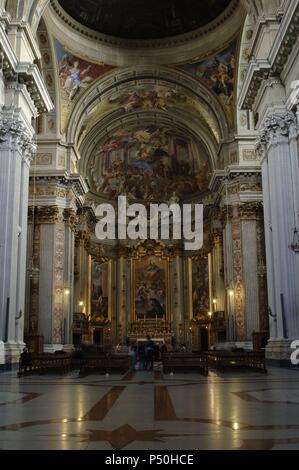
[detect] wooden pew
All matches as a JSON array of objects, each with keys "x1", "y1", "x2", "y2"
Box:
[
  {"x1": 79, "y1": 353, "x2": 130, "y2": 376},
  {"x1": 19, "y1": 353, "x2": 72, "y2": 376},
  {"x1": 162, "y1": 352, "x2": 208, "y2": 376},
  {"x1": 205, "y1": 351, "x2": 267, "y2": 374}
]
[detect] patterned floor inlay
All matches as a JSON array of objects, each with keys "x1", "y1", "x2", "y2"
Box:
[{"x1": 1, "y1": 368, "x2": 299, "y2": 449}]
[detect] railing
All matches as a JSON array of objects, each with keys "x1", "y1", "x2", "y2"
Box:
[
  {"x1": 19, "y1": 353, "x2": 72, "y2": 376},
  {"x1": 162, "y1": 352, "x2": 209, "y2": 376},
  {"x1": 204, "y1": 351, "x2": 267, "y2": 374}
]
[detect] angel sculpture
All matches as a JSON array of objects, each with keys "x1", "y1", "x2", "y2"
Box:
[{"x1": 59, "y1": 54, "x2": 93, "y2": 101}]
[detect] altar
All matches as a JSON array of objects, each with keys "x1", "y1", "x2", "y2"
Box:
[{"x1": 129, "y1": 320, "x2": 173, "y2": 345}]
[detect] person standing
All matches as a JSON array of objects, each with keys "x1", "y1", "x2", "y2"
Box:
[{"x1": 145, "y1": 335, "x2": 154, "y2": 371}]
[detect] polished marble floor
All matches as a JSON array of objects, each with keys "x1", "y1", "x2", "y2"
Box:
[{"x1": 0, "y1": 366, "x2": 299, "y2": 450}]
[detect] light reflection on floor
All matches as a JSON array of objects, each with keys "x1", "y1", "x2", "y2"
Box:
[{"x1": 0, "y1": 367, "x2": 299, "y2": 450}]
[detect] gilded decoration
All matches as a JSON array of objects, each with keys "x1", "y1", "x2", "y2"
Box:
[
  {"x1": 90, "y1": 260, "x2": 111, "y2": 326},
  {"x1": 88, "y1": 241, "x2": 109, "y2": 265},
  {"x1": 53, "y1": 219, "x2": 65, "y2": 343},
  {"x1": 30, "y1": 206, "x2": 60, "y2": 224},
  {"x1": 191, "y1": 255, "x2": 210, "y2": 321},
  {"x1": 231, "y1": 207, "x2": 245, "y2": 340},
  {"x1": 63, "y1": 208, "x2": 78, "y2": 230},
  {"x1": 128, "y1": 240, "x2": 172, "y2": 324}
]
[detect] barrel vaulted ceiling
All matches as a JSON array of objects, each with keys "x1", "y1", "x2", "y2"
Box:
[{"x1": 36, "y1": 1, "x2": 245, "y2": 203}]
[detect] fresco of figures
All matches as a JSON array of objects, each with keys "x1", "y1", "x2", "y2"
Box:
[
  {"x1": 79, "y1": 84, "x2": 220, "y2": 145},
  {"x1": 91, "y1": 262, "x2": 109, "y2": 323},
  {"x1": 135, "y1": 257, "x2": 167, "y2": 320},
  {"x1": 90, "y1": 125, "x2": 210, "y2": 201},
  {"x1": 178, "y1": 43, "x2": 236, "y2": 125},
  {"x1": 192, "y1": 256, "x2": 210, "y2": 320},
  {"x1": 55, "y1": 40, "x2": 115, "y2": 131}
]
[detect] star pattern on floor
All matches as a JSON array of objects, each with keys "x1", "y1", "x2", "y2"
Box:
[{"x1": 44, "y1": 424, "x2": 205, "y2": 450}]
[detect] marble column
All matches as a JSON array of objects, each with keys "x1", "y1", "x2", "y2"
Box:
[
  {"x1": 257, "y1": 111, "x2": 299, "y2": 362},
  {"x1": 0, "y1": 119, "x2": 34, "y2": 367}
]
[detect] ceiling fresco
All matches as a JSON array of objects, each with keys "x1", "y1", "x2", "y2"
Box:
[
  {"x1": 89, "y1": 125, "x2": 211, "y2": 202},
  {"x1": 78, "y1": 84, "x2": 221, "y2": 146},
  {"x1": 53, "y1": 36, "x2": 237, "y2": 137},
  {"x1": 55, "y1": 40, "x2": 116, "y2": 131},
  {"x1": 58, "y1": 0, "x2": 232, "y2": 40},
  {"x1": 177, "y1": 42, "x2": 237, "y2": 126}
]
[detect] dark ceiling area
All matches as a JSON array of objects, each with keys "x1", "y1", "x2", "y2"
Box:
[{"x1": 58, "y1": 0, "x2": 232, "y2": 40}]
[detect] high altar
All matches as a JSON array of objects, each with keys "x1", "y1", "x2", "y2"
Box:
[{"x1": 73, "y1": 239, "x2": 214, "y2": 350}]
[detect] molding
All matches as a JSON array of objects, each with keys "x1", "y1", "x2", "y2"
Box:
[
  {"x1": 0, "y1": 22, "x2": 53, "y2": 113},
  {"x1": 50, "y1": 0, "x2": 239, "y2": 50},
  {"x1": 45, "y1": 0, "x2": 244, "y2": 66},
  {"x1": 238, "y1": 1, "x2": 299, "y2": 110}
]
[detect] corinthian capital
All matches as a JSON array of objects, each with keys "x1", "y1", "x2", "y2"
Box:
[
  {"x1": 0, "y1": 118, "x2": 35, "y2": 162},
  {"x1": 257, "y1": 112, "x2": 297, "y2": 153}
]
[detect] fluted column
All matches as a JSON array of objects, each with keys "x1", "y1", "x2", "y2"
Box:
[
  {"x1": 257, "y1": 111, "x2": 299, "y2": 361},
  {"x1": 0, "y1": 119, "x2": 34, "y2": 366},
  {"x1": 239, "y1": 203, "x2": 266, "y2": 339},
  {"x1": 26, "y1": 206, "x2": 77, "y2": 352}
]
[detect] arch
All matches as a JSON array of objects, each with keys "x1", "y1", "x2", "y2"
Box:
[
  {"x1": 35, "y1": 17, "x2": 60, "y2": 136},
  {"x1": 66, "y1": 65, "x2": 230, "y2": 148},
  {"x1": 4, "y1": 0, "x2": 51, "y2": 34},
  {"x1": 78, "y1": 109, "x2": 219, "y2": 193}
]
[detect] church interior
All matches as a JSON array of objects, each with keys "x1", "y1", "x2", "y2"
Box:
[{"x1": 0, "y1": 0, "x2": 299, "y2": 451}]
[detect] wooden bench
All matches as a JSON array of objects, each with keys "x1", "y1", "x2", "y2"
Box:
[
  {"x1": 79, "y1": 353, "x2": 130, "y2": 376},
  {"x1": 18, "y1": 353, "x2": 72, "y2": 376},
  {"x1": 205, "y1": 351, "x2": 267, "y2": 374},
  {"x1": 162, "y1": 353, "x2": 208, "y2": 376}
]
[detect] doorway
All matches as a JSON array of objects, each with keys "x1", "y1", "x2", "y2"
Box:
[{"x1": 200, "y1": 328, "x2": 209, "y2": 352}]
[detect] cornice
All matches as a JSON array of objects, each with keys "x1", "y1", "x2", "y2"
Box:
[
  {"x1": 0, "y1": 22, "x2": 53, "y2": 113},
  {"x1": 45, "y1": 1, "x2": 243, "y2": 66},
  {"x1": 50, "y1": 0, "x2": 239, "y2": 50},
  {"x1": 239, "y1": 0, "x2": 299, "y2": 110},
  {"x1": 29, "y1": 171, "x2": 89, "y2": 205}
]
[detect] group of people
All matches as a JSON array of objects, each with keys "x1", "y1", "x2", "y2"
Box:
[{"x1": 129, "y1": 336, "x2": 168, "y2": 371}]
